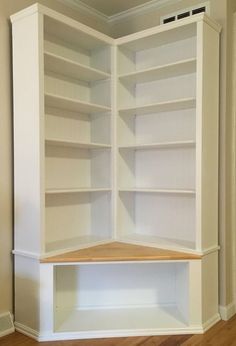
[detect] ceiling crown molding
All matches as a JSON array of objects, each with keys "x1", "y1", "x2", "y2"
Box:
[
  {"x1": 108, "y1": 0, "x2": 183, "y2": 23},
  {"x1": 58, "y1": 0, "x2": 183, "y2": 24},
  {"x1": 57, "y1": 0, "x2": 109, "y2": 22}
]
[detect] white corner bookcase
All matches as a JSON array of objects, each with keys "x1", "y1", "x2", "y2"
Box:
[{"x1": 11, "y1": 4, "x2": 221, "y2": 341}]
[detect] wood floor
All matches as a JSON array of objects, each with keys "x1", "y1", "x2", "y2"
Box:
[{"x1": 1, "y1": 315, "x2": 236, "y2": 346}]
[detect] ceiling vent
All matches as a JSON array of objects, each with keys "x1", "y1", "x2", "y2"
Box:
[{"x1": 161, "y1": 2, "x2": 210, "y2": 25}]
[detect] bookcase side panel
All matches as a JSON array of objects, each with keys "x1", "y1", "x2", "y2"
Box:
[
  {"x1": 12, "y1": 12, "x2": 45, "y2": 256},
  {"x1": 196, "y1": 22, "x2": 220, "y2": 252}
]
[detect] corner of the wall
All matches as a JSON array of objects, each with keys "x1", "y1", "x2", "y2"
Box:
[
  {"x1": 219, "y1": 302, "x2": 236, "y2": 320},
  {"x1": 0, "y1": 312, "x2": 15, "y2": 338}
]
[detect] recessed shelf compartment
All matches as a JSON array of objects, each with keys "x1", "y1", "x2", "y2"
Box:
[
  {"x1": 44, "y1": 15, "x2": 112, "y2": 75},
  {"x1": 45, "y1": 107, "x2": 111, "y2": 146},
  {"x1": 118, "y1": 192, "x2": 196, "y2": 251},
  {"x1": 45, "y1": 191, "x2": 111, "y2": 254},
  {"x1": 45, "y1": 145, "x2": 110, "y2": 191},
  {"x1": 54, "y1": 262, "x2": 189, "y2": 333},
  {"x1": 119, "y1": 98, "x2": 196, "y2": 116},
  {"x1": 117, "y1": 22, "x2": 196, "y2": 75},
  {"x1": 118, "y1": 108, "x2": 196, "y2": 146},
  {"x1": 119, "y1": 146, "x2": 195, "y2": 190},
  {"x1": 44, "y1": 51, "x2": 110, "y2": 82},
  {"x1": 119, "y1": 58, "x2": 196, "y2": 84},
  {"x1": 45, "y1": 93, "x2": 111, "y2": 114}
]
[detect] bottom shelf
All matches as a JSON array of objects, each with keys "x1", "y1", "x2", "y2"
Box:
[
  {"x1": 55, "y1": 305, "x2": 188, "y2": 333},
  {"x1": 118, "y1": 233, "x2": 196, "y2": 253}
]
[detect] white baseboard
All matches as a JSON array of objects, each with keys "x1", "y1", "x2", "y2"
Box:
[
  {"x1": 219, "y1": 302, "x2": 236, "y2": 321},
  {"x1": 203, "y1": 313, "x2": 221, "y2": 332},
  {"x1": 15, "y1": 314, "x2": 222, "y2": 342},
  {"x1": 0, "y1": 312, "x2": 15, "y2": 338},
  {"x1": 14, "y1": 322, "x2": 39, "y2": 340}
]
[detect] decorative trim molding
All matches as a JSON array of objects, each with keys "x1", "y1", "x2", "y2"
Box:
[
  {"x1": 57, "y1": 0, "x2": 108, "y2": 22},
  {"x1": 219, "y1": 302, "x2": 236, "y2": 321},
  {"x1": 0, "y1": 312, "x2": 15, "y2": 338},
  {"x1": 15, "y1": 322, "x2": 39, "y2": 340},
  {"x1": 57, "y1": 0, "x2": 184, "y2": 24},
  {"x1": 108, "y1": 0, "x2": 183, "y2": 23},
  {"x1": 203, "y1": 313, "x2": 221, "y2": 332}
]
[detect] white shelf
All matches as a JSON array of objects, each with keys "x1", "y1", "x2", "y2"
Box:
[
  {"x1": 55, "y1": 306, "x2": 187, "y2": 333},
  {"x1": 44, "y1": 51, "x2": 110, "y2": 82},
  {"x1": 119, "y1": 188, "x2": 195, "y2": 195},
  {"x1": 119, "y1": 98, "x2": 196, "y2": 116},
  {"x1": 45, "y1": 93, "x2": 111, "y2": 114},
  {"x1": 46, "y1": 188, "x2": 111, "y2": 194},
  {"x1": 119, "y1": 58, "x2": 196, "y2": 84},
  {"x1": 45, "y1": 138, "x2": 111, "y2": 149},
  {"x1": 119, "y1": 140, "x2": 195, "y2": 150}
]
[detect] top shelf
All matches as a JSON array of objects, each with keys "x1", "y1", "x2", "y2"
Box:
[
  {"x1": 119, "y1": 58, "x2": 196, "y2": 84},
  {"x1": 116, "y1": 13, "x2": 221, "y2": 51},
  {"x1": 44, "y1": 52, "x2": 110, "y2": 82},
  {"x1": 40, "y1": 241, "x2": 202, "y2": 263}
]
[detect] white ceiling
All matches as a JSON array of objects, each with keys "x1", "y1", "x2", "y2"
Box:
[{"x1": 75, "y1": 0, "x2": 158, "y2": 16}]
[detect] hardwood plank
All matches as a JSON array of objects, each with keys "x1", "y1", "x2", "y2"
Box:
[
  {"x1": 1, "y1": 316, "x2": 236, "y2": 345},
  {"x1": 41, "y1": 241, "x2": 202, "y2": 263}
]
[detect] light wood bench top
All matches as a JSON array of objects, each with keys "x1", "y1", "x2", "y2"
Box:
[{"x1": 41, "y1": 242, "x2": 202, "y2": 263}]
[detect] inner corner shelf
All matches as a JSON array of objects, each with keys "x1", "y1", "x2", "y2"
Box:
[
  {"x1": 45, "y1": 138, "x2": 111, "y2": 149},
  {"x1": 119, "y1": 98, "x2": 196, "y2": 116},
  {"x1": 11, "y1": 3, "x2": 221, "y2": 342},
  {"x1": 119, "y1": 58, "x2": 197, "y2": 84},
  {"x1": 45, "y1": 93, "x2": 111, "y2": 114},
  {"x1": 44, "y1": 52, "x2": 110, "y2": 82}
]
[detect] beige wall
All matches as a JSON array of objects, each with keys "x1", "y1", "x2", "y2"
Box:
[{"x1": 0, "y1": 0, "x2": 109, "y2": 316}]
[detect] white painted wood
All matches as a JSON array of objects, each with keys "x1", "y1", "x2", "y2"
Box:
[
  {"x1": 118, "y1": 193, "x2": 196, "y2": 248},
  {"x1": 15, "y1": 256, "x2": 41, "y2": 332},
  {"x1": 45, "y1": 138, "x2": 111, "y2": 149},
  {"x1": 119, "y1": 98, "x2": 196, "y2": 116},
  {"x1": 119, "y1": 189, "x2": 195, "y2": 195},
  {"x1": 12, "y1": 11, "x2": 45, "y2": 255},
  {"x1": 119, "y1": 58, "x2": 196, "y2": 84},
  {"x1": 12, "y1": 4, "x2": 221, "y2": 340},
  {"x1": 119, "y1": 140, "x2": 195, "y2": 150},
  {"x1": 44, "y1": 52, "x2": 110, "y2": 82},
  {"x1": 45, "y1": 93, "x2": 111, "y2": 113},
  {"x1": 46, "y1": 188, "x2": 111, "y2": 194},
  {"x1": 118, "y1": 146, "x2": 195, "y2": 189},
  {"x1": 118, "y1": 109, "x2": 196, "y2": 146},
  {"x1": 201, "y1": 252, "x2": 219, "y2": 325},
  {"x1": 195, "y1": 21, "x2": 219, "y2": 252},
  {"x1": 54, "y1": 262, "x2": 189, "y2": 332}
]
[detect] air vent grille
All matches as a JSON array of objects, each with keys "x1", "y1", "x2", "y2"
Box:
[{"x1": 161, "y1": 2, "x2": 209, "y2": 25}]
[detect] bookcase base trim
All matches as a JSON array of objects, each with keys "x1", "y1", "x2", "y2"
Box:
[
  {"x1": 14, "y1": 321, "x2": 209, "y2": 342},
  {"x1": 202, "y1": 313, "x2": 221, "y2": 332}
]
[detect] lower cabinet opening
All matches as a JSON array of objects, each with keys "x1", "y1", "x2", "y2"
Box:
[{"x1": 54, "y1": 262, "x2": 189, "y2": 333}]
